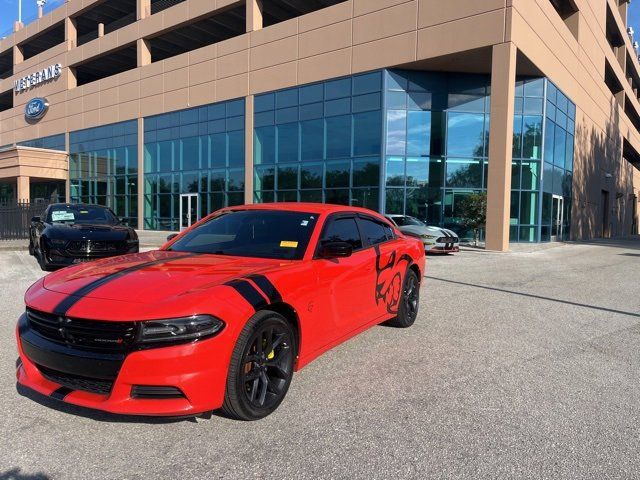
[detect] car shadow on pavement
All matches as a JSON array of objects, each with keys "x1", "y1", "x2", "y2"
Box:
[
  {"x1": 15, "y1": 383, "x2": 212, "y2": 424},
  {"x1": 427, "y1": 277, "x2": 640, "y2": 319},
  {"x1": 0, "y1": 468, "x2": 50, "y2": 480}
]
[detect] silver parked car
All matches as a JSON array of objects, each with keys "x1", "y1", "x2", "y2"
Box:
[{"x1": 385, "y1": 215, "x2": 460, "y2": 253}]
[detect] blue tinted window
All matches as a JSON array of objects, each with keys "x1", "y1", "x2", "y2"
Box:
[
  {"x1": 353, "y1": 71, "x2": 381, "y2": 95},
  {"x1": 254, "y1": 126, "x2": 276, "y2": 165},
  {"x1": 446, "y1": 113, "x2": 485, "y2": 157},
  {"x1": 255, "y1": 94, "x2": 275, "y2": 113},
  {"x1": 326, "y1": 115, "x2": 352, "y2": 158},
  {"x1": 386, "y1": 110, "x2": 407, "y2": 155},
  {"x1": 406, "y1": 111, "x2": 431, "y2": 157},
  {"x1": 276, "y1": 89, "x2": 298, "y2": 109},
  {"x1": 352, "y1": 93, "x2": 381, "y2": 113},
  {"x1": 325, "y1": 98, "x2": 351, "y2": 117},
  {"x1": 277, "y1": 123, "x2": 299, "y2": 163},
  {"x1": 299, "y1": 84, "x2": 323, "y2": 104},
  {"x1": 354, "y1": 111, "x2": 382, "y2": 157},
  {"x1": 301, "y1": 119, "x2": 324, "y2": 161},
  {"x1": 325, "y1": 78, "x2": 351, "y2": 100},
  {"x1": 299, "y1": 102, "x2": 324, "y2": 120},
  {"x1": 553, "y1": 126, "x2": 566, "y2": 167}
]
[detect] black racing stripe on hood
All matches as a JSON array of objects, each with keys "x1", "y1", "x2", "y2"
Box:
[
  {"x1": 52, "y1": 254, "x2": 198, "y2": 316},
  {"x1": 247, "y1": 274, "x2": 282, "y2": 304},
  {"x1": 224, "y1": 279, "x2": 269, "y2": 310},
  {"x1": 50, "y1": 386, "x2": 73, "y2": 400}
]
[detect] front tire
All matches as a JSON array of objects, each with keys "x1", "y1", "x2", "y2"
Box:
[
  {"x1": 37, "y1": 241, "x2": 53, "y2": 271},
  {"x1": 222, "y1": 310, "x2": 295, "y2": 421},
  {"x1": 386, "y1": 269, "x2": 420, "y2": 328}
]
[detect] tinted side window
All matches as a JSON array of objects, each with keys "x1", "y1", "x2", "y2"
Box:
[
  {"x1": 321, "y1": 218, "x2": 363, "y2": 250},
  {"x1": 359, "y1": 218, "x2": 391, "y2": 245}
]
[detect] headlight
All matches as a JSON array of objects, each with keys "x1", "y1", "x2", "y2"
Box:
[
  {"x1": 421, "y1": 234, "x2": 438, "y2": 239},
  {"x1": 137, "y1": 315, "x2": 224, "y2": 345}
]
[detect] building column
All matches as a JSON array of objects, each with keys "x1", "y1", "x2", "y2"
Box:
[
  {"x1": 65, "y1": 17, "x2": 77, "y2": 49},
  {"x1": 17, "y1": 176, "x2": 30, "y2": 202},
  {"x1": 138, "y1": 0, "x2": 151, "y2": 20},
  {"x1": 137, "y1": 38, "x2": 151, "y2": 67},
  {"x1": 485, "y1": 42, "x2": 517, "y2": 251},
  {"x1": 244, "y1": 96, "x2": 254, "y2": 204},
  {"x1": 137, "y1": 118, "x2": 145, "y2": 230},
  {"x1": 247, "y1": 0, "x2": 263, "y2": 32}
]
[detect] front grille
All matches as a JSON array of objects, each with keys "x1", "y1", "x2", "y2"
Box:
[
  {"x1": 26, "y1": 309, "x2": 137, "y2": 353},
  {"x1": 38, "y1": 364, "x2": 114, "y2": 395},
  {"x1": 66, "y1": 240, "x2": 125, "y2": 254},
  {"x1": 437, "y1": 237, "x2": 459, "y2": 243}
]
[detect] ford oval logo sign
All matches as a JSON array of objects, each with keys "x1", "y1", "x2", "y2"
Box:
[{"x1": 25, "y1": 98, "x2": 49, "y2": 122}]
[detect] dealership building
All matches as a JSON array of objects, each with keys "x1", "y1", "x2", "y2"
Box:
[{"x1": 0, "y1": 0, "x2": 639, "y2": 250}]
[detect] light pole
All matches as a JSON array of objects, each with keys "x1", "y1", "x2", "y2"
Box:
[{"x1": 18, "y1": 0, "x2": 22, "y2": 23}]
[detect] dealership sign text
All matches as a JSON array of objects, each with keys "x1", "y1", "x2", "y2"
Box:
[{"x1": 14, "y1": 64, "x2": 62, "y2": 93}]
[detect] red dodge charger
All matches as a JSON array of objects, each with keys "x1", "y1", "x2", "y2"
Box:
[{"x1": 16, "y1": 203, "x2": 425, "y2": 420}]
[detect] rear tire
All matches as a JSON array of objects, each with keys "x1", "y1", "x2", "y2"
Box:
[
  {"x1": 222, "y1": 310, "x2": 295, "y2": 421},
  {"x1": 386, "y1": 269, "x2": 420, "y2": 328}
]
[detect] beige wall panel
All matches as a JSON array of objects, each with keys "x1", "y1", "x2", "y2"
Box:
[
  {"x1": 83, "y1": 92, "x2": 100, "y2": 112},
  {"x1": 417, "y1": 10, "x2": 505, "y2": 59},
  {"x1": 163, "y1": 54, "x2": 190, "y2": 73},
  {"x1": 353, "y1": 1, "x2": 416, "y2": 46},
  {"x1": 299, "y1": 21, "x2": 351, "y2": 59},
  {"x1": 250, "y1": 19, "x2": 298, "y2": 47},
  {"x1": 117, "y1": 24, "x2": 140, "y2": 46},
  {"x1": 249, "y1": 61, "x2": 297, "y2": 95},
  {"x1": 140, "y1": 60, "x2": 164, "y2": 78},
  {"x1": 189, "y1": 60, "x2": 216, "y2": 86},
  {"x1": 298, "y1": 1, "x2": 353, "y2": 33},
  {"x1": 189, "y1": 81, "x2": 217, "y2": 107},
  {"x1": 118, "y1": 81, "x2": 141, "y2": 104},
  {"x1": 250, "y1": 36, "x2": 298, "y2": 71},
  {"x1": 100, "y1": 104, "x2": 120, "y2": 124},
  {"x1": 297, "y1": 48, "x2": 352, "y2": 85},
  {"x1": 139, "y1": 13, "x2": 165, "y2": 39},
  {"x1": 100, "y1": 74, "x2": 120, "y2": 92},
  {"x1": 118, "y1": 100, "x2": 140, "y2": 121},
  {"x1": 66, "y1": 113, "x2": 83, "y2": 132},
  {"x1": 353, "y1": 0, "x2": 410, "y2": 17},
  {"x1": 217, "y1": 35, "x2": 249, "y2": 57},
  {"x1": 140, "y1": 93, "x2": 165, "y2": 117},
  {"x1": 163, "y1": 87, "x2": 189, "y2": 112},
  {"x1": 84, "y1": 108, "x2": 100, "y2": 129},
  {"x1": 139, "y1": 75, "x2": 164, "y2": 97},
  {"x1": 189, "y1": 44, "x2": 217, "y2": 64},
  {"x1": 189, "y1": 0, "x2": 216, "y2": 20},
  {"x1": 216, "y1": 73, "x2": 248, "y2": 101},
  {"x1": 352, "y1": 32, "x2": 416, "y2": 73},
  {"x1": 164, "y1": 67, "x2": 189, "y2": 92},
  {"x1": 100, "y1": 86, "x2": 120, "y2": 108},
  {"x1": 217, "y1": 50, "x2": 249, "y2": 79}
]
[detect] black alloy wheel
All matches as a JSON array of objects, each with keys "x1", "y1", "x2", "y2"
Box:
[
  {"x1": 387, "y1": 269, "x2": 420, "y2": 328},
  {"x1": 223, "y1": 311, "x2": 295, "y2": 420}
]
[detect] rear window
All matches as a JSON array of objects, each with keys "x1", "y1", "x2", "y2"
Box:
[
  {"x1": 359, "y1": 217, "x2": 394, "y2": 245},
  {"x1": 169, "y1": 210, "x2": 318, "y2": 260},
  {"x1": 321, "y1": 218, "x2": 363, "y2": 250}
]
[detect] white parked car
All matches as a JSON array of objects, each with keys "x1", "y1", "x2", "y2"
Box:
[{"x1": 385, "y1": 215, "x2": 460, "y2": 254}]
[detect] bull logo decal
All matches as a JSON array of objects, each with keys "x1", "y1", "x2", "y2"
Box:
[{"x1": 374, "y1": 245, "x2": 412, "y2": 314}]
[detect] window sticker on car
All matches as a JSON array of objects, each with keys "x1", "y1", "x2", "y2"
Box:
[
  {"x1": 280, "y1": 241, "x2": 299, "y2": 248},
  {"x1": 51, "y1": 211, "x2": 75, "y2": 222},
  {"x1": 300, "y1": 220, "x2": 309, "y2": 226}
]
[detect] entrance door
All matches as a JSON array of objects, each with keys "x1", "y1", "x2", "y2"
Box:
[
  {"x1": 551, "y1": 195, "x2": 564, "y2": 242},
  {"x1": 601, "y1": 190, "x2": 610, "y2": 238},
  {"x1": 179, "y1": 194, "x2": 199, "y2": 231}
]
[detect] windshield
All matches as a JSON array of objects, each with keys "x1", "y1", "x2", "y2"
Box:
[
  {"x1": 168, "y1": 210, "x2": 318, "y2": 260},
  {"x1": 47, "y1": 205, "x2": 118, "y2": 225},
  {"x1": 392, "y1": 216, "x2": 425, "y2": 227}
]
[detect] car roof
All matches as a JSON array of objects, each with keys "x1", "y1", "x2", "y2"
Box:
[
  {"x1": 225, "y1": 202, "x2": 383, "y2": 216},
  {"x1": 48, "y1": 203, "x2": 109, "y2": 209}
]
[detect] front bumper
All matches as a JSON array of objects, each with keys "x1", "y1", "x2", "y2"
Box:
[
  {"x1": 427, "y1": 244, "x2": 460, "y2": 253},
  {"x1": 15, "y1": 313, "x2": 231, "y2": 416}
]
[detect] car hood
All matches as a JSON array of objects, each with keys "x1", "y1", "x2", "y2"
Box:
[
  {"x1": 399, "y1": 225, "x2": 459, "y2": 239},
  {"x1": 45, "y1": 223, "x2": 134, "y2": 241},
  {"x1": 41, "y1": 250, "x2": 290, "y2": 304}
]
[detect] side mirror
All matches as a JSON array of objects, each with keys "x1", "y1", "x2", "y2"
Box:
[
  {"x1": 319, "y1": 241, "x2": 353, "y2": 259},
  {"x1": 31, "y1": 216, "x2": 41, "y2": 223},
  {"x1": 166, "y1": 233, "x2": 179, "y2": 242}
]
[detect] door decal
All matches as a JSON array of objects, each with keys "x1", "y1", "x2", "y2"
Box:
[{"x1": 374, "y1": 245, "x2": 412, "y2": 314}]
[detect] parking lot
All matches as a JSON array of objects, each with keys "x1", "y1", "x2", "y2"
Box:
[{"x1": 1, "y1": 240, "x2": 640, "y2": 479}]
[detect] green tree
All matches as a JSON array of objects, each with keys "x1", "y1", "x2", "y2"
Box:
[{"x1": 458, "y1": 192, "x2": 487, "y2": 246}]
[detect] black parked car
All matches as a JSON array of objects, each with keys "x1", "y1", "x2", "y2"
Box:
[{"x1": 29, "y1": 203, "x2": 139, "y2": 271}]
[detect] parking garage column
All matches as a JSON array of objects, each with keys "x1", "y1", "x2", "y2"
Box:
[
  {"x1": 247, "y1": 0, "x2": 263, "y2": 32},
  {"x1": 65, "y1": 17, "x2": 77, "y2": 49},
  {"x1": 485, "y1": 42, "x2": 517, "y2": 252},
  {"x1": 137, "y1": 0, "x2": 151, "y2": 20},
  {"x1": 17, "y1": 176, "x2": 29, "y2": 203}
]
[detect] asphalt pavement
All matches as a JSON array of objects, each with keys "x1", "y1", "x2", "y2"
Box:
[{"x1": 1, "y1": 240, "x2": 639, "y2": 479}]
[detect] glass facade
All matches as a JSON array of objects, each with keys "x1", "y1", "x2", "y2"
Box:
[
  {"x1": 69, "y1": 121, "x2": 138, "y2": 226},
  {"x1": 143, "y1": 98, "x2": 245, "y2": 230},
  {"x1": 253, "y1": 71, "x2": 382, "y2": 210},
  {"x1": 383, "y1": 70, "x2": 491, "y2": 240},
  {"x1": 541, "y1": 81, "x2": 575, "y2": 241},
  {"x1": 17, "y1": 133, "x2": 66, "y2": 151}
]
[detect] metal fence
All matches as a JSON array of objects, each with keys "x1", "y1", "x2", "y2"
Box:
[{"x1": 0, "y1": 201, "x2": 49, "y2": 240}]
